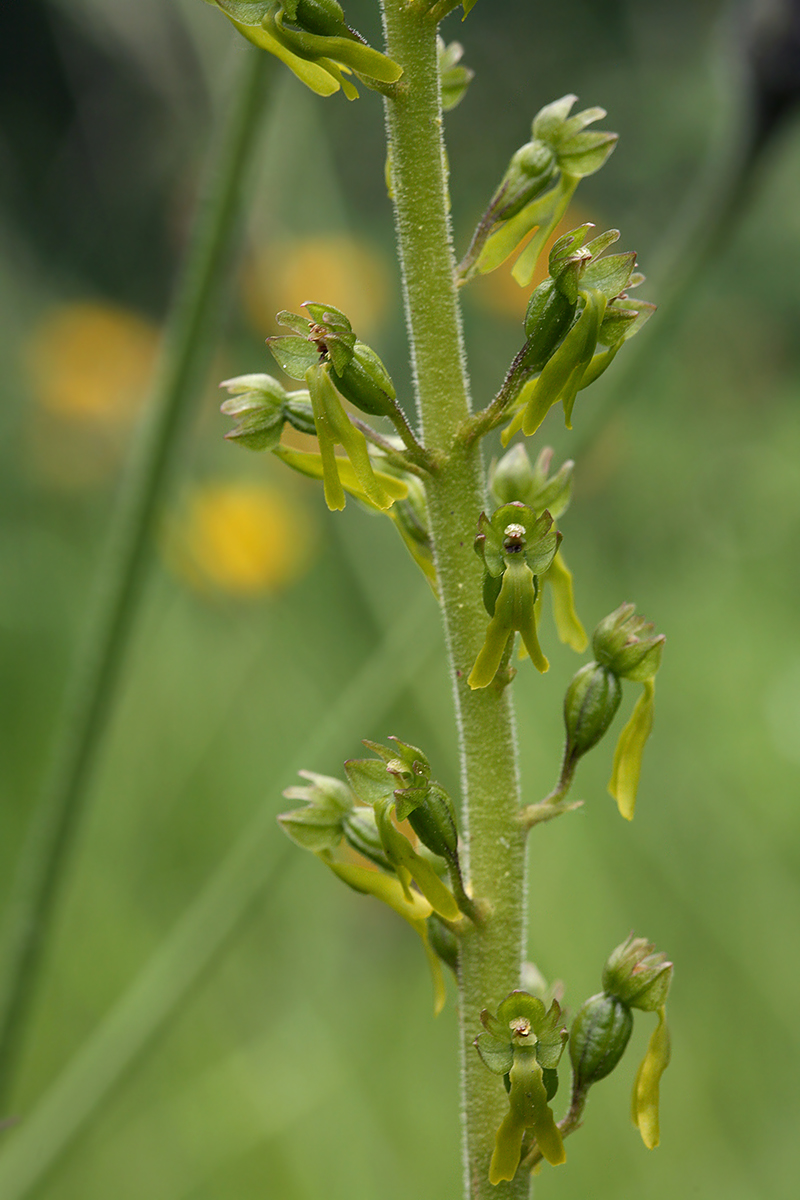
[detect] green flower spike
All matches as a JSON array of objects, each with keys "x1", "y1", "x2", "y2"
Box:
[
  {"x1": 631, "y1": 1005, "x2": 671, "y2": 1149},
  {"x1": 469, "y1": 503, "x2": 561, "y2": 688},
  {"x1": 204, "y1": 1, "x2": 402, "y2": 100},
  {"x1": 475, "y1": 991, "x2": 568, "y2": 1180}
]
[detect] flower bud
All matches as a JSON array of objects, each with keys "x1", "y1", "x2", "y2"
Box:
[
  {"x1": 331, "y1": 340, "x2": 397, "y2": 416},
  {"x1": 563, "y1": 662, "x2": 622, "y2": 763},
  {"x1": 407, "y1": 782, "x2": 459, "y2": 861},
  {"x1": 522, "y1": 279, "x2": 577, "y2": 372},
  {"x1": 602, "y1": 934, "x2": 673, "y2": 1012},
  {"x1": 593, "y1": 603, "x2": 665, "y2": 682},
  {"x1": 496, "y1": 140, "x2": 558, "y2": 220},
  {"x1": 219, "y1": 374, "x2": 287, "y2": 451},
  {"x1": 569, "y1": 992, "x2": 633, "y2": 1089}
]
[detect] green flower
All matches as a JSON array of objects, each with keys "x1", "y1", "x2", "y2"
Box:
[
  {"x1": 501, "y1": 225, "x2": 654, "y2": 442},
  {"x1": 469, "y1": 503, "x2": 561, "y2": 688},
  {"x1": 475, "y1": 991, "x2": 568, "y2": 1179},
  {"x1": 205, "y1": 1, "x2": 402, "y2": 99}
]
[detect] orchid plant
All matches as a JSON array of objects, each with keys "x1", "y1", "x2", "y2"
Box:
[{"x1": 210, "y1": 2, "x2": 673, "y2": 1196}]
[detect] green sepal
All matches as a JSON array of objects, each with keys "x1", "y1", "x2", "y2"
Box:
[
  {"x1": 272, "y1": 444, "x2": 407, "y2": 511},
  {"x1": 320, "y1": 855, "x2": 446, "y2": 1015},
  {"x1": 215, "y1": 7, "x2": 341, "y2": 97},
  {"x1": 277, "y1": 804, "x2": 344, "y2": 851},
  {"x1": 219, "y1": 373, "x2": 287, "y2": 451},
  {"x1": 344, "y1": 757, "x2": 395, "y2": 806},
  {"x1": 342, "y1": 807, "x2": 394, "y2": 871},
  {"x1": 267, "y1": 334, "x2": 320, "y2": 380},
  {"x1": 438, "y1": 37, "x2": 474, "y2": 112},
  {"x1": 489, "y1": 446, "x2": 574, "y2": 520},
  {"x1": 582, "y1": 250, "x2": 637, "y2": 300},
  {"x1": 475, "y1": 1033, "x2": 514, "y2": 1077},
  {"x1": 302, "y1": 300, "x2": 352, "y2": 333},
  {"x1": 462, "y1": 0, "x2": 478, "y2": 15},
  {"x1": 305, "y1": 364, "x2": 394, "y2": 511},
  {"x1": 545, "y1": 550, "x2": 587, "y2": 651},
  {"x1": 608, "y1": 678, "x2": 656, "y2": 820},
  {"x1": 531, "y1": 93, "x2": 579, "y2": 140},
  {"x1": 276, "y1": 308, "x2": 313, "y2": 335},
  {"x1": 282, "y1": 769, "x2": 354, "y2": 813},
  {"x1": 593, "y1": 603, "x2": 665, "y2": 681},
  {"x1": 631, "y1": 1005, "x2": 671, "y2": 1149},
  {"x1": 267, "y1": 6, "x2": 402, "y2": 86},
  {"x1": 558, "y1": 130, "x2": 618, "y2": 177}
]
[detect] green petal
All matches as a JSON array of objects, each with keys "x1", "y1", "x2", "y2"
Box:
[
  {"x1": 272, "y1": 445, "x2": 407, "y2": 510},
  {"x1": 511, "y1": 176, "x2": 578, "y2": 287},
  {"x1": 476, "y1": 186, "x2": 562, "y2": 277},
  {"x1": 224, "y1": 13, "x2": 341, "y2": 95},
  {"x1": 608, "y1": 678, "x2": 656, "y2": 820},
  {"x1": 468, "y1": 613, "x2": 513, "y2": 690},
  {"x1": 546, "y1": 550, "x2": 587, "y2": 651},
  {"x1": 631, "y1": 1005, "x2": 671, "y2": 1149},
  {"x1": 374, "y1": 801, "x2": 459, "y2": 921}
]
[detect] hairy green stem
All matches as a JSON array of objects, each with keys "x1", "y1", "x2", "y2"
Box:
[
  {"x1": 380, "y1": 6, "x2": 529, "y2": 1198},
  {"x1": 0, "y1": 45, "x2": 271, "y2": 1106}
]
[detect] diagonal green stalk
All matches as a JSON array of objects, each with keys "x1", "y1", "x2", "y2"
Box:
[
  {"x1": 0, "y1": 591, "x2": 439, "y2": 1199},
  {"x1": 0, "y1": 44, "x2": 272, "y2": 1107},
  {"x1": 380, "y1": 6, "x2": 530, "y2": 1198}
]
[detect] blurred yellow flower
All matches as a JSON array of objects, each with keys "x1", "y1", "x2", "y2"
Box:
[
  {"x1": 26, "y1": 301, "x2": 159, "y2": 422},
  {"x1": 242, "y1": 235, "x2": 390, "y2": 339},
  {"x1": 25, "y1": 301, "x2": 160, "y2": 487},
  {"x1": 166, "y1": 482, "x2": 316, "y2": 596}
]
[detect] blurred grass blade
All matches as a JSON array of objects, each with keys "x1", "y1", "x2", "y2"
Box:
[
  {"x1": 0, "y1": 592, "x2": 437, "y2": 1198},
  {"x1": 0, "y1": 44, "x2": 273, "y2": 1103}
]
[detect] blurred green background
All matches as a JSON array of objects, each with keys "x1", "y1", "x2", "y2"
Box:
[{"x1": 2, "y1": 0, "x2": 800, "y2": 1197}]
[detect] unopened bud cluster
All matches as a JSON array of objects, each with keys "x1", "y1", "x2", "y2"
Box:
[{"x1": 569, "y1": 936, "x2": 673, "y2": 1149}]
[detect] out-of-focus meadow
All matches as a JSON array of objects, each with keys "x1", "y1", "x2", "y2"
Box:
[{"x1": 1, "y1": 0, "x2": 800, "y2": 1197}]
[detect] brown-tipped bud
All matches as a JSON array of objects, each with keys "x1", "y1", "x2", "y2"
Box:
[{"x1": 602, "y1": 934, "x2": 674, "y2": 1012}]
